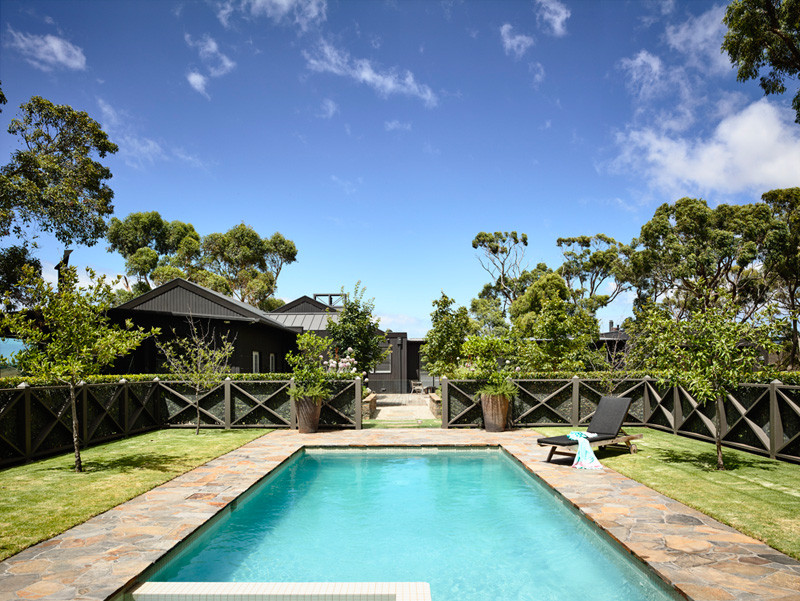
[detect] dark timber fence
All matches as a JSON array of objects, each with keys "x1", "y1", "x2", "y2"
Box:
[
  {"x1": 0, "y1": 377, "x2": 362, "y2": 467},
  {"x1": 442, "y1": 376, "x2": 800, "y2": 463}
]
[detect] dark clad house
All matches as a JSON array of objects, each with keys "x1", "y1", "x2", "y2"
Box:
[
  {"x1": 267, "y1": 295, "x2": 416, "y2": 393},
  {"x1": 109, "y1": 279, "x2": 299, "y2": 374}
]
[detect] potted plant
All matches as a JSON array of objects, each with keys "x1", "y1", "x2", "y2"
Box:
[
  {"x1": 458, "y1": 335, "x2": 518, "y2": 432},
  {"x1": 286, "y1": 332, "x2": 332, "y2": 433}
]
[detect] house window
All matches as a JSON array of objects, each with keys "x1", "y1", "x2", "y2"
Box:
[
  {"x1": 269, "y1": 353, "x2": 276, "y2": 373},
  {"x1": 372, "y1": 342, "x2": 392, "y2": 374},
  {"x1": 252, "y1": 351, "x2": 260, "y2": 374}
]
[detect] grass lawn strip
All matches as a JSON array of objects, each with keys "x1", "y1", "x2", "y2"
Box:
[
  {"x1": 535, "y1": 426, "x2": 800, "y2": 561},
  {"x1": 0, "y1": 428, "x2": 272, "y2": 561}
]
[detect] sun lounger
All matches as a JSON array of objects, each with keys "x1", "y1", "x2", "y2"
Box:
[{"x1": 537, "y1": 395, "x2": 642, "y2": 462}]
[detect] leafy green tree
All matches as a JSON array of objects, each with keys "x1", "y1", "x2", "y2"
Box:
[
  {"x1": 1, "y1": 96, "x2": 118, "y2": 247},
  {"x1": 472, "y1": 231, "x2": 530, "y2": 315},
  {"x1": 627, "y1": 197, "x2": 776, "y2": 319},
  {"x1": 107, "y1": 211, "x2": 203, "y2": 294},
  {"x1": 201, "y1": 223, "x2": 297, "y2": 310},
  {"x1": 511, "y1": 272, "x2": 601, "y2": 371},
  {"x1": 469, "y1": 296, "x2": 509, "y2": 337},
  {"x1": 557, "y1": 234, "x2": 630, "y2": 313},
  {"x1": 421, "y1": 292, "x2": 472, "y2": 377},
  {"x1": 763, "y1": 187, "x2": 800, "y2": 367},
  {"x1": 155, "y1": 318, "x2": 235, "y2": 435},
  {"x1": 0, "y1": 266, "x2": 155, "y2": 472},
  {"x1": 723, "y1": 0, "x2": 800, "y2": 123},
  {"x1": 327, "y1": 282, "x2": 388, "y2": 375},
  {"x1": 0, "y1": 245, "x2": 41, "y2": 309},
  {"x1": 629, "y1": 283, "x2": 780, "y2": 470}
]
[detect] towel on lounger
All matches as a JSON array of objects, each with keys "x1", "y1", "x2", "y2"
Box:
[{"x1": 567, "y1": 431, "x2": 602, "y2": 470}]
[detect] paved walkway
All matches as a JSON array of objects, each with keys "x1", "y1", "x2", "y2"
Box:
[
  {"x1": 373, "y1": 393, "x2": 436, "y2": 422},
  {"x1": 1, "y1": 428, "x2": 799, "y2": 601}
]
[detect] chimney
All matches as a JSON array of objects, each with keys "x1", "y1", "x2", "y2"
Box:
[{"x1": 609, "y1": 320, "x2": 614, "y2": 331}]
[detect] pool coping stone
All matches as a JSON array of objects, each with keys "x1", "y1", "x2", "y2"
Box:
[{"x1": 0, "y1": 428, "x2": 797, "y2": 601}]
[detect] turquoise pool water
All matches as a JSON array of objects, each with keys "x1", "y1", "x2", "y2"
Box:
[{"x1": 151, "y1": 448, "x2": 680, "y2": 601}]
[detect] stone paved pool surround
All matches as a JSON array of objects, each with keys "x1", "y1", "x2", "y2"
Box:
[{"x1": 0, "y1": 429, "x2": 798, "y2": 601}]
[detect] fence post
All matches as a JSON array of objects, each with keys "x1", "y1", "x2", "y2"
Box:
[
  {"x1": 20, "y1": 382, "x2": 31, "y2": 461},
  {"x1": 355, "y1": 376, "x2": 362, "y2": 430},
  {"x1": 81, "y1": 382, "x2": 88, "y2": 444},
  {"x1": 224, "y1": 377, "x2": 232, "y2": 429},
  {"x1": 642, "y1": 376, "x2": 651, "y2": 424},
  {"x1": 441, "y1": 376, "x2": 449, "y2": 429},
  {"x1": 289, "y1": 378, "x2": 297, "y2": 430},
  {"x1": 571, "y1": 375, "x2": 580, "y2": 427},
  {"x1": 673, "y1": 386, "x2": 680, "y2": 435},
  {"x1": 121, "y1": 379, "x2": 129, "y2": 435},
  {"x1": 769, "y1": 379, "x2": 781, "y2": 460}
]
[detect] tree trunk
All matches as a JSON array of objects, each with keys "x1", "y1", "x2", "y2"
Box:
[
  {"x1": 70, "y1": 384, "x2": 83, "y2": 472},
  {"x1": 715, "y1": 396, "x2": 725, "y2": 471},
  {"x1": 195, "y1": 386, "x2": 201, "y2": 435}
]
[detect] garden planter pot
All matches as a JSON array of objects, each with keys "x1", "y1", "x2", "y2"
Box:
[
  {"x1": 296, "y1": 398, "x2": 322, "y2": 433},
  {"x1": 481, "y1": 394, "x2": 510, "y2": 432}
]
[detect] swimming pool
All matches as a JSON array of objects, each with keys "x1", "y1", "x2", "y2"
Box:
[{"x1": 145, "y1": 448, "x2": 681, "y2": 601}]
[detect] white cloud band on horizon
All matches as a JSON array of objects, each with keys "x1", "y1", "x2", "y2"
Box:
[
  {"x1": 499, "y1": 23, "x2": 534, "y2": 59},
  {"x1": 5, "y1": 25, "x2": 86, "y2": 71},
  {"x1": 614, "y1": 99, "x2": 800, "y2": 197},
  {"x1": 303, "y1": 39, "x2": 438, "y2": 108}
]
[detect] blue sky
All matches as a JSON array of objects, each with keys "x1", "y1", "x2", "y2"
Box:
[{"x1": 2, "y1": 0, "x2": 799, "y2": 337}]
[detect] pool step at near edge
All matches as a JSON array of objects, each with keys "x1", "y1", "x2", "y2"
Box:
[{"x1": 131, "y1": 581, "x2": 432, "y2": 601}]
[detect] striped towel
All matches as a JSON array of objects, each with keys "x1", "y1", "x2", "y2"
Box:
[{"x1": 567, "y1": 431, "x2": 603, "y2": 470}]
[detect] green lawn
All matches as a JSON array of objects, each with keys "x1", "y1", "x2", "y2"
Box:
[
  {"x1": 535, "y1": 426, "x2": 800, "y2": 560},
  {"x1": 0, "y1": 428, "x2": 271, "y2": 561}
]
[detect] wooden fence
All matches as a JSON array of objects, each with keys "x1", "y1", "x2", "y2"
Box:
[
  {"x1": 0, "y1": 378, "x2": 362, "y2": 467},
  {"x1": 442, "y1": 376, "x2": 800, "y2": 462}
]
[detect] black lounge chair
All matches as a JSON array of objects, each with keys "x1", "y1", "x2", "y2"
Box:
[{"x1": 537, "y1": 395, "x2": 642, "y2": 462}]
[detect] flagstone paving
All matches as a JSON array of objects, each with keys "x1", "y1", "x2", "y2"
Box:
[{"x1": 1, "y1": 428, "x2": 798, "y2": 601}]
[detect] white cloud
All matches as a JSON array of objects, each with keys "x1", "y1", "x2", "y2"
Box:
[
  {"x1": 5, "y1": 25, "x2": 86, "y2": 71},
  {"x1": 98, "y1": 98, "x2": 205, "y2": 169},
  {"x1": 318, "y1": 98, "x2": 338, "y2": 118},
  {"x1": 534, "y1": 0, "x2": 570, "y2": 37},
  {"x1": 185, "y1": 33, "x2": 235, "y2": 77},
  {"x1": 331, "y1": 174, "x2": 360, "y2": 195},
  {"x1": 215, "y1": 1, "x2": 235, "y2": 28},
  {"x1": 241, "y1": 0, "x2": 326, "y2": 31},
  {"x1": 186, "y1": 71, "x2": 210, "y2": 98},
  {"x1": 499, "y1": 23, "x2": 534, "y2": 59},
  {"x1": 303, "y1": 39, "x2": 438, "y2": 107},
  {"x1": 529, "y1": 61, "x2": 545, "y2": 86},
  {"x1": 618, "y1": 49, "x2": 695, "y2": 132},
  {"x1": 613, "y1": 99, "x2": 800, "y2": 196},
  {"x1": 385, "y1": 120, "x2": 411, "y2": 131},
  {"x1": 665, "y1": 4, "x2": 730, "y2": 75},
  {"x1": 619, "y1": 49, "x2": 664, "y2": 101}
]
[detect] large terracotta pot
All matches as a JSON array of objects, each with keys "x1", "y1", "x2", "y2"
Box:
[
  {"x1": 296, "y1": 398, "x2": 322, "y2": 433},
  {"x1": 481, "y1": 394, "x2": 510, "y2": 432}
]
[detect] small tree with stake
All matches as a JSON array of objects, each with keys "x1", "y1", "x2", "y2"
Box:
[
  {"x1": 155, "y1": 318, "x2": 235, "y2": 435},
  {"x1": 630, "y1": 282, "x2": 781, "y2": 470},
  {"x1": 0, "y1": 266, "x2": 156, "y2": 472}
]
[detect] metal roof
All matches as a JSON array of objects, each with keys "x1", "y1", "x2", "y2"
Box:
[
  {"x1": 268, "y1": 312, "x2": 339, "y2": 332},
  {"x1": 113, "y1": 278, "x2": 298, "y2": 333}
]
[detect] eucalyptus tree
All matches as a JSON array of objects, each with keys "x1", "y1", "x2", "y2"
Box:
[
  {"x1": 723, "y1": 0, "x2": 800, "y2": 123},
  {"x1": 626, "y1": 197, "x2": 776, "y2": 319},
  {"x1": 556, "y1": 233, "x2": 631, "y2": 313},
  {"x1": 471, "y1": 231, "x2": 531, "y2": 315},
  {"x1": 763, "y1": 188, "x2": 800, "y2": 367}
]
